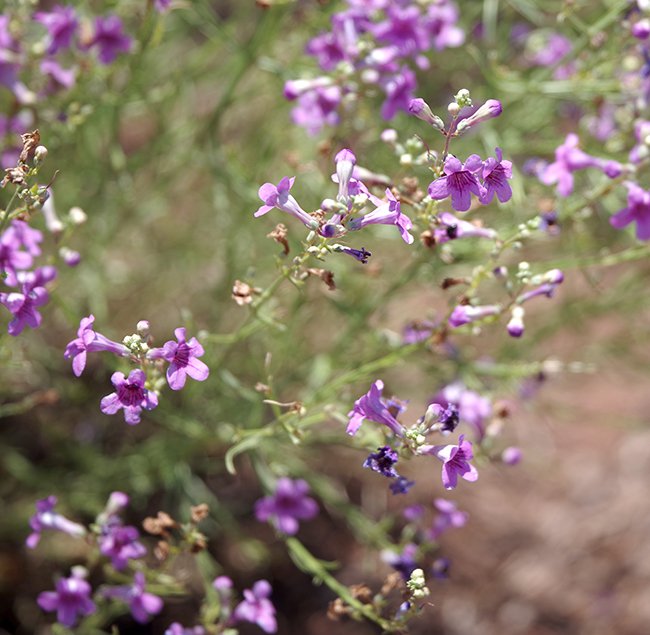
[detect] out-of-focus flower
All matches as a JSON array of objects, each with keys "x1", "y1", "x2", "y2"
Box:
[
  {"x1": 27, "y1": 496, "x2": 87, "y2": 548},
  {"x1": 233, "y1": 580, "x2": 277, "y2": 634},
  {"x1": 87, "y1": 15, "x2": 132, "y2": 65},
  {"x1": 38, "y1": 568, "x2": 96, "y2": 628},
  {"x1": 102, "y1": 572, "x2": 163, "y2": 623},
  {"x1": 255, "y1": 478, "x2": 318, "y2": 535},
  {"x1": 610, "y1": 181, "x2": 650, "y2": 240}
]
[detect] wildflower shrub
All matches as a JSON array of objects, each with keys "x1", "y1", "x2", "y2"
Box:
[{"x1": 2, "y1": 0, "x2": 650, "y2": 633}]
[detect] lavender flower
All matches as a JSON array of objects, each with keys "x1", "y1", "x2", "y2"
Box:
[
  {"x1": 610, "y1": 182, "x2": 650, "y2": 240},
  {"x1": 255, "y1": 477, "x2": 318, "y2": 535},
  {"x1": 0, "y1": 278, "x2": 51, "y2": 336},
  {"x1": 34, "y1": 5, "x2": 78, "y2": 55},
  {"x1": 64, "y1": 315, "x2": 129, "y2": 377},
  {"x1": 0, "y1": 222, "x2": 36, "y2": 286},
  {"x1": 434, "y1": 212, "x2": 497, "y2": 244},
  {"x1": 427, "y1": 498, "x2": 468, "y2": 539},
  {"x1": 100, "y1": 369, "x2": 158, "y2": 425},
  {"x1": 38, "y1": 569, "x2": 96, "y2": 628},
  {"x1": 380, "y1": 67, "x2": 416, "y2": 120},
  {"x1": 432, "y1": 383, "x2": 492, "y2": 440},
  {"x1": 27, "y1": 496, "x2": 87, "y2": 548},
  {"x1": 421, "y1": 434, "x2": 479, "y2": 490},
  {"x1": 517, "y1": 269, "x2": 564, "y2": 303},
  {"x1": 363, "y1": 446, "x2": 399, "y2": 477},
  {"x1": 402, "y1": 319, "x2": 436, "y2": 344},
  {"x1": 103, "y1": 572, "x2": 163, "y2": 623},
  {"x1": 502, "y1": 446, "x2": 523, "y2": 465},
  {"x1": 382, "y1": 543, "x2": 418, "y2": 579},
  {"x1": 255, "y1": 177, "x2": 319, "y2": 229},
  {"x1": 347, "y1": 189, "x2": 414, "y2": 244},
  {"x1": 290, "y1": 86, "x2": 342, "y2": 135},
  {"x1": 347, "y1": 379, "x2": 405, "y2": 437},
  {"x1": 233, "y1": 580, "x2": 277, "y2": 634},
  {"x1": 428, "y1": 155, "x2": 485, "y2": 212},
  {"x1": 455, "y1": 99, "x2": 502, "y2": 134},
  {"x1": 479, "y1": 147, "x2": 513, "y2": 204},
  {"x1": 408, "y1": 98, "x2": 444, "y2": 130},
  {"x1": 147, "y1": 327, "x2": 209, "y2": 390},
  {"x1": 448, "y1": 303, "x2": 501, "y2": 328},
  {"x1": 88, "y1": 15, "x2": 132, "y2": 65}
]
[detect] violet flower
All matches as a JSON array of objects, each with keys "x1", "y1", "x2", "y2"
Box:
[
  {"x1": 426, "y1": 1, "x2": 465, "y2": 50},
  {"x1": 434, "y1": 212, "x2": 497, "y2": 244},
  {"x1": 380, "y1": 67, "x2": 416, "y2": 120},
  {"x1": 290, "y1": 86, "x2": 342, "y2": 136},
  {"x1": 389, "y1": 475, "x2": 415, "y2": 494},
  {"x1": 165, "y1": 624, "x2": 206, "y2": 635},
  {"x1": 502, "y1": 446, "x2": 523, "y2": 465},
  {"x1": 479, "y1": 147, "x2": 513, "y2": 204},
  {"x1": 455, "y1": 99, "x2": 502, "y2": 134},
  {"x1": 255, "y1": 177, "x2": 319, "y2": 229},
  {"x1": 363, "y1": 446, "x2": 399, "y2": 477},
  {"x1": 421, "y1": 434, "x2": 479, "y2": 490},
  {"x1": 40, "y1": 59, "x2": 76, "y2": 92},
  {"x1": 0, "y1": 279, "x2": 51, "y2": 336},
  {"x1": 610, "y1": 182, "x2": 650, "y2": 240},
  {"x1": 347, "y1": 189, "x2": 414, "y2": 244},
  {"x1": 100, "y1": 369, "x2": 159, "y2": 425},
  {"x1": 233, "y1": 580, "x2": 277, "y2": 634},
  {"x1": 382, "y1": 543, "x2": 418, "y2": 579},
  {"x1": 64, "y1": 315, "x2": 129, "y2": 377},
  {"x1": 98, "y1": 521, "x2": 146, "y2": 571},
  {"x1": 517, "y1": 269, "x2": 564, "y2": 303},
  {"x1": 334, "y1": 244, "x2": 372, "y2": 263},
  {"x1": 408, "y1": 98, "x2": 444, "y2": 130},
  {"x1": 102, "y1": 572, "x2": 163, "y2": 623},
  {"x1": 448, "y1": 303, "x2": 501, "y2": 328},
  {"x1": 255, "y1": 477, "x2": 318, "y2": 535},
  {"x1": 38, "y1": 569, "x2": 96, "y2": 628},
  {"x1": 147, "y1": 327, "x2": 209, "y2": 390},
  {"x1": 88, "y1": 15, "x2": 132, "y2": 65},
  {"x1": 428, "y1": 155, "x2": 485, "y2": 212},
  {"x1": 427, "y1": 498, "x2": 468, "y2": 540},
  {"x1": 27, "y1": 495, "x2": 87, "y2": 549},
  {"x1": 34, "y1": 5, "x2": 78, "y2": 55},
  {"x1": 432, "y1": 383, "x2": 492, "y2": 440},
  {"x1": 0, "y1": 223, "x2": 35, "y2": 287},
  {"x1": 347, "y1": 379, "x2": 405, "y2": 437}
]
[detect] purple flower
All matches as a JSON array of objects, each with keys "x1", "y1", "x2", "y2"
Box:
[
  {"x1": 34, "y1": 5, "x2": 78, "y2": 55},
  {"x1": 100, "y1": 369, "x2": 158, "y2": 425},
  {"x1": 165, "y1": 624, "x2": 206, "y2": 635},
  {"x1": 427, "y1": 498, "x2": 468, "y2": 540},
  {"x1": 88, "y1": 15, "x2": 132, "y2": 65},
  {"x1": 422, "y1": 434, "x2": 479, "y2": 490},
  {"x1": 610, "y1": 182, "x2": 650, "y2": 240},
  {"x1": 506, "y1": 306, "x2": 525, "y2": 338},
  {"x1": 455, "y1": 99, "x2": 503, "y2": 134},
  {"x1": 0, "y1": 278, "x2": 51, "y2": 336},
  {"x1": 408, "y1": 98, "x2": 444, "y2": 130},
  {"x1": 64, "y1": 315, "x2": 129, "y2": 377},
  {"x1": 0, "y1": 222, "x2": 37, "y2": 286},
  {"x1": 529, "y1": 32, "x2": 572, "y2": 68},
  {"x1": 479, "y1": 148, "x2": 512, "y2": 204},
  {"x1": 426, "y1": 1, "x2": 465, "y2": 50},
  {"x1": 335, "y1": 244, "x2": 371, "y2": 263},
  {"x1": 448, "y1": 303, "x2": 501, "y2": 328},
  {"x1": 347, "y1": 379, "x2": 405, "y2": 437},
  {"x1": 539, "y1": 134, "x2": 622, "y2": 197},
  {"x1": 432, "y1": 383, "x2": 492, "y2": 440},
  {"x1": 103, "y1": 572, "x2": 163, "y2": 623},
  {"x1": 517, "y1": 269, "x2": 564, "y2": 304},
  {"x1": 402, "y1": 319, "x2": 436, "y2": 344},
  {"x1": 380, "y1": 67, "x2": 416, "y2": 120},
  {"x1": 389, "y1": 475, "x2": 415, "y2": 495},
  {"x1": 38, "y1": 569, "x2": 96, "y2": 628},
  {"x1": 147, "y1": 327, "x2": 209, "y2": 390},
  {"x1": 233, "y1": 580, "x2": 277, "y2": 634},
  {"x1": 348, "y1": 189, "x2": 414, "y2": 244},
  {"x1": 290, "y1": 86, "x2": 342, "y2": 135},
  {"x1": 0, "y1": 16, "x2": 20, "y2": 89},
  {"x1": 27, "y1": 496, "x2": 87, "y2": 549},
  {"x1": 363, "y1": 446, "x2": 399, "y2": 477},
  {"x1": 428, "y1": 155, "x2": 485, "y2": 212},
  {"x1": 502, "y1": 446, "x2": 523, "y2": 465},
  {"x1": 434, "y1": 212, "x2": 497, "y2": 244},
  {"x1": 425, "y1": 402, "x2": 459, "y2": 434},
  {"x1": 255, "y1": 177, "x2": 319, "y2": 229},
  {"x1": 255, "y1": 477, "x2": 318, "y2": 535},
  {"x1": 40, "y1": 59, "x2": 76, "y2": 92},
  {"x1": 382, "y1": 543, "x2": 418, "y2": 579},
  {"x1": 99, "y1": 521, "x2": 146, "y2": 571}
]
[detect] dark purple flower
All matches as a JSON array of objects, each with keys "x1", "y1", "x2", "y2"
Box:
[
  {"x1": 348, "y1": 189, "x2": 414, "y2": 244},
  {"x1": 103, "y1": 572, "x2": 163, "y2": 623},
  {"x1": 610, "y1": 182, "x2": 650, "y2": 240},
  {"x1": 255, "y1": 177, "x2": 318, "y2": 228},
  {"x1": 147, "y1": 327, "x2": 209, "y2": 390},
  {"x1": 540, "y1": 210, "x2": 560, "y2": 235},
  {"x1": 479, "y1": 147, "x2": 513, "y2": 204},
  {"x1": 363, "y1": 446, "x2": 399, "y2": 477},
  {"x1": 34, "y1": 5, "x2": 78, "y2": 55},
  {"x1": 427, "y1": 498, "x2": 468, "y2": 540},
  {"x1": 100, "y1": 369, "x2": 158, "y2": 425},
  {"x1": 422, "y1": 434, "x2": 479, "y2": 490},
  {"x1": 373, "y1": 6, "x2": 429, "y2": 56},
  {"x1": 38, "y1": 569, "x2": 96, "y2": 628},
  {"x1": 99, "y1": 521, "x2": 146, "y2": 571},
  {"x1": 64, "y1": 315, "x2": 129, "y2": 377},
  {"x1": 255, "y1": 477, "x2": 318, "y2": 535},
  {"x1": 26, "y1": 496, "x2": 87, "y2": 549},
  {"x1": 335, "y1": 245, "x2": 371, "y2": 263},
  {"x1": 88, "y1": 15, "x2": 132, "y2": 65},
  {"x1": 233, "y1": 580, "x2": 277, "y2": 634},
  {"x1": 389, "y1": 475, "x2": 415, "y2": 495},
  {"x1": 347, "y1": 379, "x2": 405, "y2": 437},
  {"x1": 428, "y1": 155, "x2": 485, "y2": 212}
]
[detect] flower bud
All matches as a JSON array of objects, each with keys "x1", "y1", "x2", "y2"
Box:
[
  {"x1": 34, "y1": 145, "x2": 48, "y2": 163},
  {"x1": 506, "y1": 306, "x2": 525, "y2": 338},
  {"x1": 408, "y1": 98, "x2": 445, "y2": 131},
  {"x1": 455, "y1": 99, "x2": 503, "y2": 134},
  {"x1": 68, "y1": 207, "x2": 87, "y2": 225},
  {"x1": 447, "y1": 102, "x2": 461, "y2": 116}
]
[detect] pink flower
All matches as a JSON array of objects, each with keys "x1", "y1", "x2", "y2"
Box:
[{"x1": 421, "y1": 434, "x2": 479, "y2": 490}]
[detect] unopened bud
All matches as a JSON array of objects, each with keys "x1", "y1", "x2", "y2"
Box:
[
  {"x1": 456, "y1": 99, "x2": 503, "y2": 134},
  {"x1": 34, "y1": 145, "x2": 48, "y2": 163},
  {"x1": 68, "y1": 207, "x2": 87, "y2": 225},
  {"x1": 447, "y1": 102, "x2": 461, "y2": 116},
  {"x1": 408, "y1": 98, "x2": 445, "y2": 131},
  {"x1": 136, "y1": 320, "x2": 150, "y2": 336}
]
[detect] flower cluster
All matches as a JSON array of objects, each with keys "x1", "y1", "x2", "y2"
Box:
[
  {"x1": 254, "y1": 148, "x2": 414, "y2": 266},
  {"x1": 64, "y1": 318, "x2": 209, "y2": 424},
  {"x1": 284, "y1": 0, "x2": 464, "y2": 134}
]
